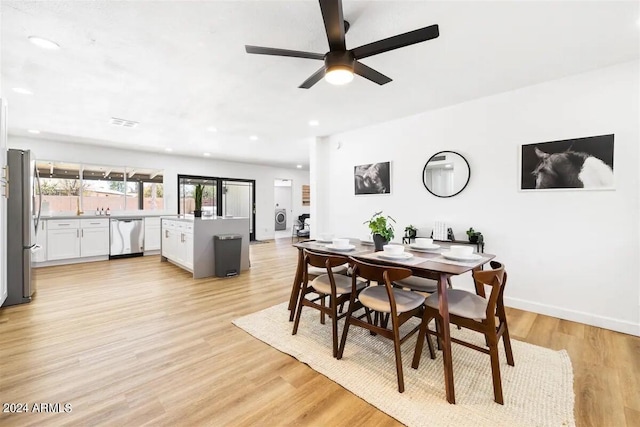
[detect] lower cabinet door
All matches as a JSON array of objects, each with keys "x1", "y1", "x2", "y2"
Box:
[
  {"x1": 81, "y1": 227, "x2": 110, "y2": 257},
  {"x1": 47, "y1": 229, "x2": 81, "y2": 260},
  {"x1": 184, "y1": 233, "x2": 194, "y2": 269},
  {"x1": 145, "y1": 226, "x2": 161, "y2": 251}
]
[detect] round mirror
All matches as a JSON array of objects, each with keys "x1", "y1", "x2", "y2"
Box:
[{"x1": 422, "y1": 151, "x2": 470, "y2": 198}]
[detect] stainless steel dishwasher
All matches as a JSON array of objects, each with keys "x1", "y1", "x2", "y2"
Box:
[{"x1": 109, "y1": 218, "x2": 145, "y2": 258}]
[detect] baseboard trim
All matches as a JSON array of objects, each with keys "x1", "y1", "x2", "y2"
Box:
[{"x1": 504, "y1": 296, "x2": 640, "y2": 337}]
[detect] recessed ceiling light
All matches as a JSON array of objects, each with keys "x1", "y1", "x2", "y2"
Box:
[
  {"x1": 28, "y1": 36, "x2": 60, "y2": 50},
  {"x1": 203, "y1": 152, "x2": 211, "y2": 157},
  {"x1": 308, "y1": 120, "x2": 319, "y2": 126},
  {"x1": 165, "y1": 148, "x2": 173, "y2": 152},
  {"x1": 296, "y1": 165, "x2": 302, "y2": 169},
  {"x1": 249, "y1": 135, "x2": 258, "y2": 141},
  {"x1": 207, "y1": 126, "x2": 217, "y2": 132},
  {"x1": 12, "y1": 87, "x2": 33, "y2": 95},
  {"x1": 28, "y1": 129, "x2": 41, "y2": 134}
]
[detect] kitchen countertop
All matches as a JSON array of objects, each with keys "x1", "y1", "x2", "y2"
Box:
[
  {"x1": 39, "y1": 213, "x2": 178, "y2": 220},
  {"x1": 162, "y1": 215, "x2": 249, "y2": 222}
]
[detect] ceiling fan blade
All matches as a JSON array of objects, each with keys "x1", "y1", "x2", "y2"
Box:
[
  {"x1": 319, "y1": 0, "x2": 346, "y2": 51},
  {"x1": 353, "y1": 61, "x2": 392, "y2": 85},
  {"x1": 299, "y1": 67, "x2": 326, "y2": 89},
  {"x1": 351, "y1": 24, "x2": 439, "y2": 60},
  {"x1": 245, "y1": 45, "x2": 324, "y2": 60}
]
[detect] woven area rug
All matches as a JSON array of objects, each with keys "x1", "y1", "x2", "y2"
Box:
[{"x1": 233, "y1": 302, "x2": 575, "y2": 427}]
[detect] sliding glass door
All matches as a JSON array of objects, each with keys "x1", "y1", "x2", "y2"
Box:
[
  {"x1": 222, "y1": 180, "x2": 254, "y2": 239},
  {"x1": 178, "y1": 175, "x2": 255, "y2": 240}
]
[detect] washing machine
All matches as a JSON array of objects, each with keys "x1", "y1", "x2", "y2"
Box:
[{"x1": 275, "y1": 209, "x2": 287, "y2": 230}]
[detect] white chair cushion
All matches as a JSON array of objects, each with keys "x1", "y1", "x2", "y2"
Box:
[
  {"x1": 394, "y1": 276, "x2": 438, "y2": 293},
  {"x1": 307, "y1": 265, "x2": 348, "y2": 277},
  {"x1": 311, "y1": 274, "x2": 366, "y2": 295},
  {"x1": 425, "y1": 289, "x2": 488, "y2": 320},
  {"x1": 358, "y1": 285, "x2": 425, "y2": 314}
]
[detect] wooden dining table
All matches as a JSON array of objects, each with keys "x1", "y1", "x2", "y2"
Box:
[{"x1": 287, "y1": 238, "x2": 496, "y2": 404}]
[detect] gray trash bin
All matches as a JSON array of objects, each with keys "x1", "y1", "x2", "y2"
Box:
[{"x1": 214, "y1": 234, "x2": 242, "y2": 277}]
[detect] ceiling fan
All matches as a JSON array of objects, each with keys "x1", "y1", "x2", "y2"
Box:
[{"x1": 245, "y1": 0, "x2": 439, "y2": 89}]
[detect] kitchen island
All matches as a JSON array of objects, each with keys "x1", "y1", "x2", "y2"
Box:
[{"x1": 160, "y1": 216, "x2": 250, "y2": 279}]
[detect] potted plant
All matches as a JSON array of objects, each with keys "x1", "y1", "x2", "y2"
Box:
[
  {"x1": 194, "y1": 184, "x2": 204, "y2": 217},
  {"x1": 364, "y1": 211, "x2": 395, "y2": 251},
  {"x1": 404, "y1": 224, "x2": 417, "y2": 239},
  {"x1": 466, "y1": 227, "x2": 483, "y2": 244}
]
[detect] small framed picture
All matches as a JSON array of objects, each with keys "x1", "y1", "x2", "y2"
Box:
[
  {"x1": 354, "y1": 162, "x2": 391, "y2": 195},
  {"x1": 520, "y1": 134, "x2": 614, "y2": 191}
]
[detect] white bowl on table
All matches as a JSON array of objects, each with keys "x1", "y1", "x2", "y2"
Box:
[
  {"x1": 332, "y1": 238, "x2": 350, "y2": 248},
  {"x1": 414, "y1": 238, "x2": 433, "y2": 247},
  {"x1": 450, "y1": 245, "x2": 473, "y2": 256},
  {"x1": 318, "y1": 233, "x2": 334, "y2": 242},
  {"x1": 383, "y1": 244, "x2": 405, "y2": 255}
]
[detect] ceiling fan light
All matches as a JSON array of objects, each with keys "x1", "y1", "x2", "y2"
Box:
[{"x1": 325, "y1": 66, "x2": 354, "y2": 85}]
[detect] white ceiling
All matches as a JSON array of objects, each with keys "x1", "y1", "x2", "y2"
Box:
[{"x1": 2, "y1": 1, "x2": 638, "y2": 169}]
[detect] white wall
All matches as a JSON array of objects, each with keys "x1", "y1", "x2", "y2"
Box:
[
  {"x1": 312, "y1": 60, "x2": 639, "y2": 336},
  {"x1": 8, "y1": 137, "x2": 310, "y2": 241}
]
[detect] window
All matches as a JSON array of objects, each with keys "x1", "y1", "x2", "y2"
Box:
[
  {"x1": 37, "y1": 161, "x2": 82, "y2": 213},
  {"x1": 82, "y1": 165, "x2": 125, "y2": 213},
  {"x1": 37, "y1": 160, "x2": 163, "y2": 214}
]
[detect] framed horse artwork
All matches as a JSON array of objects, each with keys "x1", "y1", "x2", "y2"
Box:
[
  {"x1": 520, "y1": 134, "x2": 614, "y2": 191},
  {"x1": 354, "y1": 161, "x2": 392, "y2": 195}
]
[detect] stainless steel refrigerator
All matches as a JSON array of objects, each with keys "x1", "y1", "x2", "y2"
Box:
[{"x1": 5, "y1": 149, "x2": 41, "y2": 306}]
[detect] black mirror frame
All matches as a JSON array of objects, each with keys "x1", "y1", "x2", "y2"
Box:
[{"x1": 422, "y1": 150, "x2": 471, "y2": 198}]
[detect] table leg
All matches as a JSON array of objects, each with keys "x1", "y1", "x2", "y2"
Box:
[
  {"x1": 438, "y1": 273, "x2": 455, "y2": 404},
  {"x1": 288, "y1": 248, "x2": 305, "y2": 321}
]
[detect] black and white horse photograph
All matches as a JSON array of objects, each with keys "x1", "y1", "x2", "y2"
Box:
[
  {"x1": 354, "y1": 162, "x2": 391, "y2": 195},
  {"x1": 520, "y1": 134, "x2": 614, "y2": 190}
]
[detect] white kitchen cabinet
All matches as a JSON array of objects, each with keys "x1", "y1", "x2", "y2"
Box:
[
  {"x1": 33, "y1": 220, "x2": 47, "y2": 263},
  {"x1": 161, "y1": 219, "x2": 193, "y2": 271},
  {"x1": 48, "y1": 227, "x2": 81, "y2": 260},
  {"x1": 183, "y1": 232, "x2": 194, "y2": 270},
  {"x1": 79, "y1": 219, "x2": 109, "y2": 257},
  {"x1": 144, "y1": 217, "x2": 161, "y2": 251},
  {"x1": 161, "y1": 219, "x2": 178, "y2": 260},
  {"x1": 45, "y1": 218, "x2": 109, "y2": 261}
]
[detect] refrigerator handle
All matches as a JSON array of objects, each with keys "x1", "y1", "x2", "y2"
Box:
[{"x1": 34, "y1": 163, "x2": 42, "y2": 236}]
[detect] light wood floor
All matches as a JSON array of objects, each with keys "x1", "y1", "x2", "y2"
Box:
[{"x1": 0, "y1": 240, "x2": 638, "y2": 426}]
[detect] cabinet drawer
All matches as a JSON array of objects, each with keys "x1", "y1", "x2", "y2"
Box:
[
  {"x1": 80, "y1": 218, "x2": 109, "y2": 228},
  {"x1": 184, "y1": 223, "x2": 194, "y2": 233},
  {"x1": 162, "y1": 219, "x2": 176, "y2": 229},
  {"x1": 48, "y1": 219, "x2": 80, "y2": 229},
  {"x1": 145, "y1": 217, "x2": 161, "y2": 227}
]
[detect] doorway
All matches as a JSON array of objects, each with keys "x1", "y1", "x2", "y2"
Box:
[
  {"x1": 178, "y1": 174, "x2": 256, "y2": 241},
  {"x1": 274, "y1": 179, "x2": 292, "y2": 240}
]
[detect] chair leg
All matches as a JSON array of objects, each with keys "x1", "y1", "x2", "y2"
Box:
[
  {"x1": 502, "y1": 322, "x2": 515, "y2": 366},
  {"x1": 488, "y1": 335, "x2": 504, "y2": 405},
  {"x1": 331, "y1": 296, "x2": 339, "y2": 358},
  {"x1": 390, "y1": 315, "x2": 405, "y2": 393},
  {"x1": 320, "y1": 295, "x2": 326, "y2": 325},
  {"x1": 337, "y1": 295, "x2": 357, "y2": 360},
  {"x1": 412, "y1": 311, "x2": 430, "y2": 369},
  {"x1": 435, "y1": 318, "x2": 442, "y2": 350},
  {"x1": 371, "y1": 311, "x2": 378, "y2": 335},
  {"x1": 425, "y1": 328, "x2": 436, "y2": 359},
  {"x1": 292, "y1": 287, "x2": 307, "y2": 336}
]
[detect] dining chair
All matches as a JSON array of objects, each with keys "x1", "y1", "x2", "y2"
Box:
[
  {"x1": 292, "y1": 249, "x2": 367, "y2": 357},
  {"x1": 292, "y1": 215, "x2": 311, "y2": 242},
  {"x1": 412, "y1": 260, "x2": 514, "y2": 404},
  {"x1": 337, "y1": 258, "x2": 433, "y2": 393}
]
